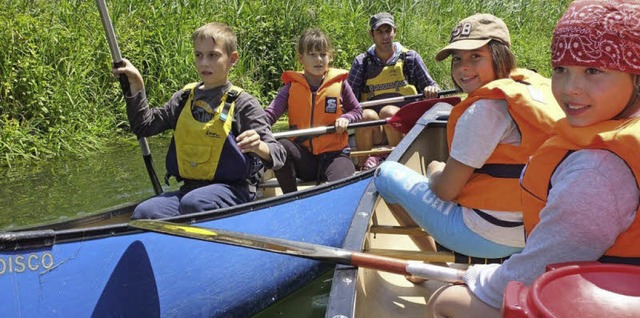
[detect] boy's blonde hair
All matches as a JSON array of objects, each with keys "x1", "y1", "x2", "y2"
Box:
[
  {"x1": 297, "y1": 28, "x2": 333, "y2": 57},
  {"x1": 192, "y1": 22, "x2": 237, "y2": 56}
]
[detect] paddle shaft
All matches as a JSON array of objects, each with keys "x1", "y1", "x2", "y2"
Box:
[
  {"x1": 129, "y1": 220, "x2": 465, "y2": 283},
  {"x1": 273, "y1": 119, "x2": 387, "y2": 139},
  {"x1": 360, "y1": 88, "x2": 458, "y2": 108},
  {"x1": 273, "y1": 89, "x2": 459, "y2": 140},
  {"x1": 95, "y1": 0, "x2": 163, "y2": 195}
]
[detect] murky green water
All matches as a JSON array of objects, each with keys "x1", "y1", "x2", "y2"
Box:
[
  {"x1": 0, "y1": 136, "x2": 176, "y2": 230},
  {"x1": 0, "y1": 133, "x2": 333, "y2": 316}
]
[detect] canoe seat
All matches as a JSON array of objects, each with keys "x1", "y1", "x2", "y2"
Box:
[
  {"x1": 257, "y1": 177, "x2": 316, "y2": 197},
  {"x1": 350, "y1": 147, "x2": 395, "y2": 158}
]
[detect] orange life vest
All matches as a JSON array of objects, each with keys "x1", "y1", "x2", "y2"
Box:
[
  {"x1": 283, "y1": 68, "x2": 349, "y2": 155},
  {"x1": 446, "y1": 69, "x2": 564, "y2": 211},
  {"x1": 521, "y1": 118, "x2": 640, "y2": 259}
]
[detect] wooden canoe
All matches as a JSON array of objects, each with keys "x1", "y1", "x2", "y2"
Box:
[
  {"x1": 325, "y1": 103, "x2": 458, "y2": 318},
  {"x1": 0, "y1": 169, "x2": 374, "y2": 317}
]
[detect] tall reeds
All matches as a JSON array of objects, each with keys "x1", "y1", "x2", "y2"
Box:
[{"x1": 0, "y1": 0, "x2": 571, "y2": 167}]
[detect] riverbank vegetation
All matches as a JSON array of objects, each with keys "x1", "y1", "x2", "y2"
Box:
[{"x1": 1, "y1": 0, "x2": 570, "y2": 167}]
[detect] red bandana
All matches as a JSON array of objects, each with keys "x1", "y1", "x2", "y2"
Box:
[{"x1": 551, "y1": 0, "x2": 640, "y2": 75}]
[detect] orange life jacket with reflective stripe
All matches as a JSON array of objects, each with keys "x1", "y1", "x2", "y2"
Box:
[
  {"x1": 283, "y1": 68, "x2": 349, "y2": 155},
  {"x1": 446, "y1": 69, "x2": 564, "y2": 211},
  {"x1": 521, "y1": 118, "x2": 640, "y2": 259}
]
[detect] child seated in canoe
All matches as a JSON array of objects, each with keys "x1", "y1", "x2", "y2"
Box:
[
  {"x1": 113, "y1": 22, "x2": 286, "y2": 219},
  {"x1": 264, "y1": 28, "x2": 362, "y2": 194},
  {"x1": 373, "y1": 13, "x2": 564, "y2": 259},
  {"x1": 424, "y1": 1, "x2": 640, "y2": 316}
]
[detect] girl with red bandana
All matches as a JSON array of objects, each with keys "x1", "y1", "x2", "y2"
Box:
[{"x1": 426, "y1": 1, "x2": 640, "y2": 317}]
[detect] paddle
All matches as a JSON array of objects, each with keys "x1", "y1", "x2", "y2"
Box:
[
  {"x1": 273, "y1": 95, "x2": 461, "y2": 139},
  {"x1": 129, "y1": 220, "x2": 466, "y2": 283},
  {"x1": 95, "y1": 0, "x2": 163, "y2": 195},
  {"x1": 360, "y1": 88, "x2": 459, "y2": 108}
]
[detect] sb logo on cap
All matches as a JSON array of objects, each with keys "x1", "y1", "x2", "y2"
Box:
[{"x1": 450, "y1": 23, "x2": 473, "y2": 42}]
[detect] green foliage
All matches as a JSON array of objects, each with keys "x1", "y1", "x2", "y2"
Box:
[{"x1": 0, "y1": 0, "x2": 572, "y2": 167}]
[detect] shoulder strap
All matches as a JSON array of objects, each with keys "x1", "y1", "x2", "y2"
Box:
[
  {"x1": 220, "y1": 86, "x2": 243, "y2": 122},
  {"x1": 362, "y1": 55, "x2": 371, "y2": 93},
  {"x1": 400, "y1": 51, "x2": 411, "y2": 83}
]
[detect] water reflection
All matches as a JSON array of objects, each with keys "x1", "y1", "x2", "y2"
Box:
[{"x1": 0, "y1": 136, "x2": 177, "y2": 230}]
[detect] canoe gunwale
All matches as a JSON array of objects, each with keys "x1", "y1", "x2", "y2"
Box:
[{"x1": 0, "y1": 169, "x2": 374, "y2": 252}]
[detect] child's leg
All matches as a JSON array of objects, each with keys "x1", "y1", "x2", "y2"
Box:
[
  {"x1": 131, "y1": 191, "x2": 181, "y2": 219},
  {"x1": 321, "y1": 153, "x2": 355, "y2": 182},
  {"x1": 374, "y1": 161, "x2": 519, "y2": 259},
  {"x1": 273, "y1": 139, "x2": 309, "y2": 193},
  {"x1": 426, "y1": 285, "x2": 500, "y2": 318},
  {"x1": 178, "y1": 182, "x2": 254, "y2": 214}
]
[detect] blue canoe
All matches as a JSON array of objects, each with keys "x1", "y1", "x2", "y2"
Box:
[{"x1": 0, "y1": 170, "x2": 373, "y2": 317}]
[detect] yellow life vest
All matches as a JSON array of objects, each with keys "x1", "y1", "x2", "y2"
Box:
[
  {"x1": 446, "y1": 69, "x2": 564, "y2": 211},
  {"x1": 169, "y1": 83, "x2": 245, "y2": 181},
  {"x1": 362, "y1": 49, "x2": 418, "y2": 102},
  {"x1": 283, "y1": 68, "x2": 349, "y2": 155},
  {"x1": 521, "y1": 118, "x2": 640, "y2": 260}
]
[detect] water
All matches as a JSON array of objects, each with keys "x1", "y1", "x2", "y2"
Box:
[
  {"x1": 0, "y1": 135, "x2": 333, "y2": 316},
  {"x1": 0, "y1": 136, "x2": 175, "y2": 230}
]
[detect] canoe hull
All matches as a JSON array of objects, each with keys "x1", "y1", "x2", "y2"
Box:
[{"x1": 0, "y1": 174, "x2": 372, "y2": 317}]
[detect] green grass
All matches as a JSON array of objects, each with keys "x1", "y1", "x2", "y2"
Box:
[{"x1": 0, "y1": 0, "x2": 572, "y2": 167}]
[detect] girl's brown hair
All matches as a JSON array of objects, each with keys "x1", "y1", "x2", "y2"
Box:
[{"x1": 297, "y1": 28, "x2": 333, "y2": 57}]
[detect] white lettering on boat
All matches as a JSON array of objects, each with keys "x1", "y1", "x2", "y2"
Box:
[{"x1": 0, "y1": 252, "x2": 54, "y2": 275}]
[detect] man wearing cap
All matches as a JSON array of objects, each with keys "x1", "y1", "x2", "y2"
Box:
[{"x1": 348, "y1": 12, "x2": 440, "y2": 170}]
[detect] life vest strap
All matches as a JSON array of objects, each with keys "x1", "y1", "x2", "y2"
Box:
[
  {"x1": 475, "y1": 164, "x2": 525, "y2": 179},
  {"x1": 473, "y1": 209, "x2": 524, "y2": 228},
  {"x1": 220, "y1": 88, "x2": 241, "y2": 122},
  {"x1": 598, "y1": 255, "x2": 640, "y2": 266}
]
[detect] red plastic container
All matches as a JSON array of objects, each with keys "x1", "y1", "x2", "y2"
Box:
[{"x1": 502, "y1": 261, "x2": 640, "y2": 317}]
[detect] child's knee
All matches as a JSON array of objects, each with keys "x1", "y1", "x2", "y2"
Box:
[{"x1": 131, "y1": 201, "x2": 165, "y2": 219}]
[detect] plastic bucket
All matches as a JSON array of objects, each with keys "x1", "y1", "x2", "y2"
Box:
[{"x1": 503, "y1": 262, "x2": 640, "y2": 317}]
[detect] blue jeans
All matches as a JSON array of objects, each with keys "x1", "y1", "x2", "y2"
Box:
[
  {"x1": 131, "y1": 182, "x2": 255, "y2": 219},
  {"x1": 373, "y1": 161, "x2": 522, "y2": 258}
]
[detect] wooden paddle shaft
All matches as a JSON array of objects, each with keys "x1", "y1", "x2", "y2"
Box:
[{"x1": 350, "y1": 251, "x2": 464, "y2": 283}]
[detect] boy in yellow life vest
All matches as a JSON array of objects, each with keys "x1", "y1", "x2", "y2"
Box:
[
  {"x1": 113, "y1": 22, "x2": 286, "y2": 219},
  {"x1": 373, "y1": 13, "x2": 564, "y2": 260},
  {"x1": 348, "y1": 12, "x2": 441, "y2": 170},
  {"x1": 265, "y1": 28, "x2": 362, "y2": 193},
  {"x1": 424, "y1": 1, "x2": 640, "y2": 317}
]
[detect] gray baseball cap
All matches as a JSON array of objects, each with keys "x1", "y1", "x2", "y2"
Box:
[{"x1": 370, "y1": 12, "x2": 395, "y2": 30}]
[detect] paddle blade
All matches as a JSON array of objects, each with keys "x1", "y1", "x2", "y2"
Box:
[
  {"x1": 129, "y1": 220, "x2": 352, "y2": 263},
  {"x1": 129, "y1": 220, "x2": 465, "y2": 283},
  {"x1": 388, "y1": 96, "x2": 461, "y2": 134}
]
